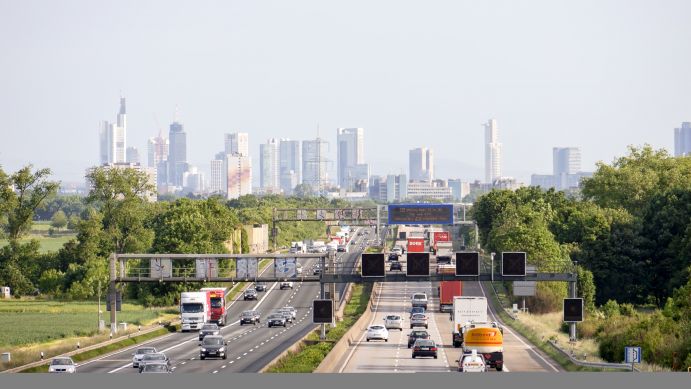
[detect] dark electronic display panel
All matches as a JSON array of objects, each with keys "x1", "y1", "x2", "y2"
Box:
[
  {"x1": 387, "y1": 204, "x2": 454, "y2": 225},
  {"x1": 313, "y1": 300, "x2": 333, "y2": 324}
]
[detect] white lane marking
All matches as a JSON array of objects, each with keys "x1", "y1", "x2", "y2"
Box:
[
  {"x1": 230, "y1": 360, "x2": 235, "y2": 364},
  {"x1": 236, "y1": 357, "x2": 241, "y2": 360},
  {"x1": 221, "y1": 365, "x2": 226, "y2": 369},
  {"x1": 212, "y1": 370, "x2": 218, "y2": 374},
  {"x1": 75, "y1": 331, "x2": 179, "y2": 368},
  {"x1": 478, "y1": 282, "x2": 559, "y2": 372},
  {"x1": 243, "y1": 352, "x2": 248, "y2": 356},
  {"x1": 181, "y1": 362, "x2": 186, "y2": 365}
]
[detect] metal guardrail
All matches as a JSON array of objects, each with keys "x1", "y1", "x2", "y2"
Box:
[{"x1": 546, "y1": 340, "x2": 639, "y2": 371}]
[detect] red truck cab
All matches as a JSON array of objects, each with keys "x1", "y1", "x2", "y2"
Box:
[{"x1": 200, "y1": 287, "x2": 228, "y2": 326}]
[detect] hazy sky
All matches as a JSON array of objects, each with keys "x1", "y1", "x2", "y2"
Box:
[{"x1": 1, "y1": 0, "x2": 690, "y2": 185}]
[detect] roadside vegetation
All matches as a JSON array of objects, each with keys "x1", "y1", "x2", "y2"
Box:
[
  {"x1": 473, "y1": 145, "x2": 691, "y2": 370},
  {"x1": 266, "y1": 283, "x2": 372, "y2": 373}
]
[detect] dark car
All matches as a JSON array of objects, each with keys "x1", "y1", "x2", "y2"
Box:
[
  {"x1": 240, "y1": 310, "x2": 260, "y2": 325},
  {"x1": 198, "y1": 323, "x2": 220, "y2": 341},
  {"x1": 389, "y1": 261, "x2": 402, "y2": 271},
  {"x1": 388, "y1": 253, "x2": 399, "y2": 262},
  {"x1": 244, "y1": 289, "x2": 257, "y2": 300},
  {"x1": 412, "y1": 339, "x2": 437, "y2": 359},
  {"x1": 139, "y1": 362, "x2": 172, "y2": 374},
  {"x1": 267, "y1": 314, "x2": 287, "y2": 328},
  {"x1": 199, "y1": 335, "x2": 227, "y2": 360},
  {"x1": 255, "y1": 283, "x2": 267, "y2": 292},
  {"x1": 407, "y1": 330, "x2": 430, "y2": 348},
  {"x1": 138, "y1": 353, "x2": 170, "y2": 372}
]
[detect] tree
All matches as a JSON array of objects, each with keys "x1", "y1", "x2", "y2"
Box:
[
  {"x1": 85, "y1": 167, "x2": 156, "y2": 253},
  {"x1": 67, "y1": 215, "x2": 81, "y2": 230},
  {"x1": 293, "y1": 183, "x2": 313, "y2": 198},
  {"x1": 51, "y1": 210, "x2": 67, "y2": 230},
  {"x1": 0, "y1": 165, "x2": 59, "y2": 240}
]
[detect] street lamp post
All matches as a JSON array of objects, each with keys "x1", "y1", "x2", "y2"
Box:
[{"x1": 490, "y1": 252, "x2": 496, "y2": 282}]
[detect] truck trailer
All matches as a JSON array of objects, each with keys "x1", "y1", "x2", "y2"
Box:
[
  {"x1": 451, "y1": 296, "x2": 488, "y2": 347},
  {"x1": 439, "y1": 281, "x2": 463, "y2": 312}
]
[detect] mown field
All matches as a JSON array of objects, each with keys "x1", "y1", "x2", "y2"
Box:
[{"x1": 0, "y1": 300, "x2": 177, "y2": 347}]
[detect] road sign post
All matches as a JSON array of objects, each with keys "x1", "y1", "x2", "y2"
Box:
[{"x1": 625, "y1": 346, "x2": 641, "y2": 371}]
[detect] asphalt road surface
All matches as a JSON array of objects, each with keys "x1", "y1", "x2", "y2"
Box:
[{"x1": 76, "y1": 228, "x2": 370, "y2": 374}]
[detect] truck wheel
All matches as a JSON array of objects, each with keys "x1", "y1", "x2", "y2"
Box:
[
  {"x1": 496, "y1": 365, "x2": 503, "y2": 372},
  {"x1": 223, "y1": 354, "x2": 227, "y2": 360},
  {"x1": 412, "y1": 355, "x2": 416, "y2": 359},
  {"x1": 200, "y1": 356, "x2": 205, "y2": 360}
]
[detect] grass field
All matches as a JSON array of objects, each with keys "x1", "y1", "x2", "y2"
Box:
[
  {"x1": 0, "y1": 300, "x2": 177, "y2": 348},
  {"x1": 0, "y1": 221, "x2": 77, "y2": 253}
]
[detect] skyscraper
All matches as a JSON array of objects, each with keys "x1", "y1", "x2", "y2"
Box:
[
  {"x1": 302, "y1": 138, "x2": 329, "y2": 194},
  {"x1": 98, "y1": 97, "x2": 127, "y2": 164},
  {"x1": 209, "y1": 157, "x2": 225, "y2": 195},
  {"x1": 260, "y1": 138, "x2": 280, "y2": 192},
  {"x1": 147, "y1": 131, "x2": 169, "y2": 168},
  {"x1": 168, "y1": 121, "x2": 187, "y2": 186},
  {"x1": 227, "y1": 154, "x2": 252, "y2": 199},
  {"x1": 409, "y1": 147, "x2": 434, "y2": 182},
  {"x1": 553, "y1": 147, "x2": 581, "y2": 176},
  {"x1": 484, "y1": 119, "x2": 502, "y2": 183},
  {"x1": 279, "y1": 139, "x2": 301, "y2": 195},
  {"x1": 225, "y1": 132, "x2": 249, "y2": 157},
  {"x1": 674, "y1": 122, "x2": 691, "y2": 157},
  {"x1": 336, "y1": 128, "x2": 368, "y2": 190},
  {"x1": 126, "y1": 146, "x2": 140, "y2": 165}
]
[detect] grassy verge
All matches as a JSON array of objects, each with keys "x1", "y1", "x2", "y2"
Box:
[
  {"x1": 266, "y1": 283, "x2": 372, "y2": 373},
  {"x1": 483, "y1": 281, "x2": 611, "y2": 372},
  {"x1": 19, "y1": 325, "x2": 178, "y2": 373}
]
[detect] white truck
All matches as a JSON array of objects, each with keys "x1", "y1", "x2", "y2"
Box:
[
  {"x1": 451, "y1": 296, "x2": 488, "y2": 347},
  {"x1": 435, "y1": 241, "x2": 454, "y2": 264},
  {"x1": 180, "y1": 291, "x2": 210, "y2": 332},
  {"x1": 289, "y1": 241, "x2": 306, "y2": 254}
]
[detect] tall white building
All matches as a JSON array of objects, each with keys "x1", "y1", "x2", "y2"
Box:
[
  {"x1": 227, "y1": 154, "x2": 252, "y2": 199},
  {"x1": 260, "y1": 138, "x2": 280, "y2": 192},
  {"x1": 409, "y1": 147, "x2": 434, "y2": 182},
  {"x1": 279, "y1": 139, "x2": 301, "y2": 195},
  {"x1": 302, "y1": 138, "x2": 329, "y2": 194},
  {"x1": 674, "y1": 122, "x2": 691, "y2": 157},
  {"x1": 209, "y1": 157, "x2": 225, "y2": 195},
  {"x1": 126, "y1": 146, "x2": 140, "y2": 165},
  {"x1": 336, "y1": 128, "x2": 368, "y2": 190},
  {"x1": 553, "y1": 147, "x2": 581, "y2": 176},
  {"x1": 484, "y1": 119, "x2": 502, "y2": 183},
  {"x1": 99, "y1": 97, "x2": 127, "y2": 164},
  {"x1": 225, "y1": 132, "x2": 249, "y2": 157}
]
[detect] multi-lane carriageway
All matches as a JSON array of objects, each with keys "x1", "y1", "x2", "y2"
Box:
[
  {"x1": 76, "y1": 228, "x2": 371, "y2": 374},
  {"x1": 337, "y1": 236, "x2": 562, "y2": 373}
]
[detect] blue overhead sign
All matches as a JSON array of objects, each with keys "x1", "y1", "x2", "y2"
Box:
[{"x1": 387, "y1": 204, "x2": 454, "y2": 225}]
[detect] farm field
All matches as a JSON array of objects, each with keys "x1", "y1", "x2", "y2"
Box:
[{"x1": 0, "y1": 300, "x2": 177, "y2": 347}]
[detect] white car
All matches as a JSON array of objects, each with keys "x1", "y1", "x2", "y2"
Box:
[
  {"x1": 458, "y1": 350, "x2": 488, "y2": 372},
  {"x1": 48, "y1": 357, "x2": 76, "y2": 373},
  {"x1": 411, "y1": 293, "x2": 428, "y2": 309},
  {"x1": 279, "y1": 306, "x2": 297, "y2": 320},
  {"x1": 279, "y1": 281, "x2": 294, "y2": 289},
  {"x1": 296, "y1": 263, "x2": 303, "y2": 274},
  {"x1": 384, "y1": 315, "x2": 403, "y2": 331},
  {"x1": 366, "y1": 325, "x2": 389, "y2": 342},
  {"x1": 132, "y1": 346, "x2": 157, "y2": 368}
]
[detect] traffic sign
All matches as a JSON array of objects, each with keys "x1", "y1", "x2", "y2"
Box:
[
  {"x1": 106, "y1": 291, "x2": 122, "y2": 312},
  {"x1": 625, "y1": 347, "x2": 641, "y2": 364},
  {"x1": 313, "y1": 299, "x2": 333, "y2": 324},
  {"x1": 455, "y1": 252, "x2": 480, "y2": 276},
  {"x1": 361, "y1": 254, "x2": 385, "y2": 277},
  {"x1": 406, "y1": 253, "x2": 430, "y2": 276},
  {"x1": 501, "y1": 252, "x2": 526, "y2": 276},
  {"x1": 563, "y1": 298, "x2": 584, "y2": 322}
]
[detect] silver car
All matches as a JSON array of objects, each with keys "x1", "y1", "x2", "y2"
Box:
[
  {"x1": 410, "y1": 313, "x2": 428, "y2": 329},
  {"x1": 48, "y1": 357, "x2": 76, "y2": 373},
  {"x1": 138, "y1": 353, "x2": 170, "y2": 372},
  {"x1": 384, "y1": 315, "x2": 403, "y2": 331},
  {"x1": 279, "y1": 306, "x2": 297, "y2": 320},
  {"x1": 132, "y1": 347, "x2": 157, "y2": 368}
]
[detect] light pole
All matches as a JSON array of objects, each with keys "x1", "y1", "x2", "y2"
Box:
[{"x1": 490, "y1": 252, "x2": 496, "y2": 282}]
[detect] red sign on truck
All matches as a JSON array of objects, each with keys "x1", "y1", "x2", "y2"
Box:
[
  {"x1": 407, "y1": 238, "x2": 425, "y2": 253},
  {"x1": 433, "y1": 231, "x2": 450, "y2": 243}
]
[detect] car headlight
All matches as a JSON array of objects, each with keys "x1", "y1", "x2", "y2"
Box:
[
  {"x1": 48, "y1": 367, "x2": 55, "y2": 372},
  {"x1": 201, "y1": 348, "x2": 207, "y2": 352},
  {"x1": 219, "y1": 347, "x2": 225, "y2": 352}
]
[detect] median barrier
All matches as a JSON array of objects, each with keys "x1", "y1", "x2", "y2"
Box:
[{"x1": 314, "y1": 282, "x2": 379, "y2": 373}]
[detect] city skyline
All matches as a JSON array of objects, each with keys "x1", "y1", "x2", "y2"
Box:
[{"x1": 2, "y1": 1, "x2": 690, "y2": 186}]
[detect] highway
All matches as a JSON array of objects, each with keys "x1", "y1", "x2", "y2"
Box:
[
  {"x1": 76, "y1": 228, "x2": 371, "y2": 374},
  {"x1": 337, "y1": 233, "x2": 561, "y2": 373}
]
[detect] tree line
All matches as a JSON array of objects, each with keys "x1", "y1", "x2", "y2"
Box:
[
  {"x1": 472, "y1": 145, "x2": 691, "y2": 369},
  {"x1": 0, "y1": 165, "x2": 350, "y2": 304}
]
